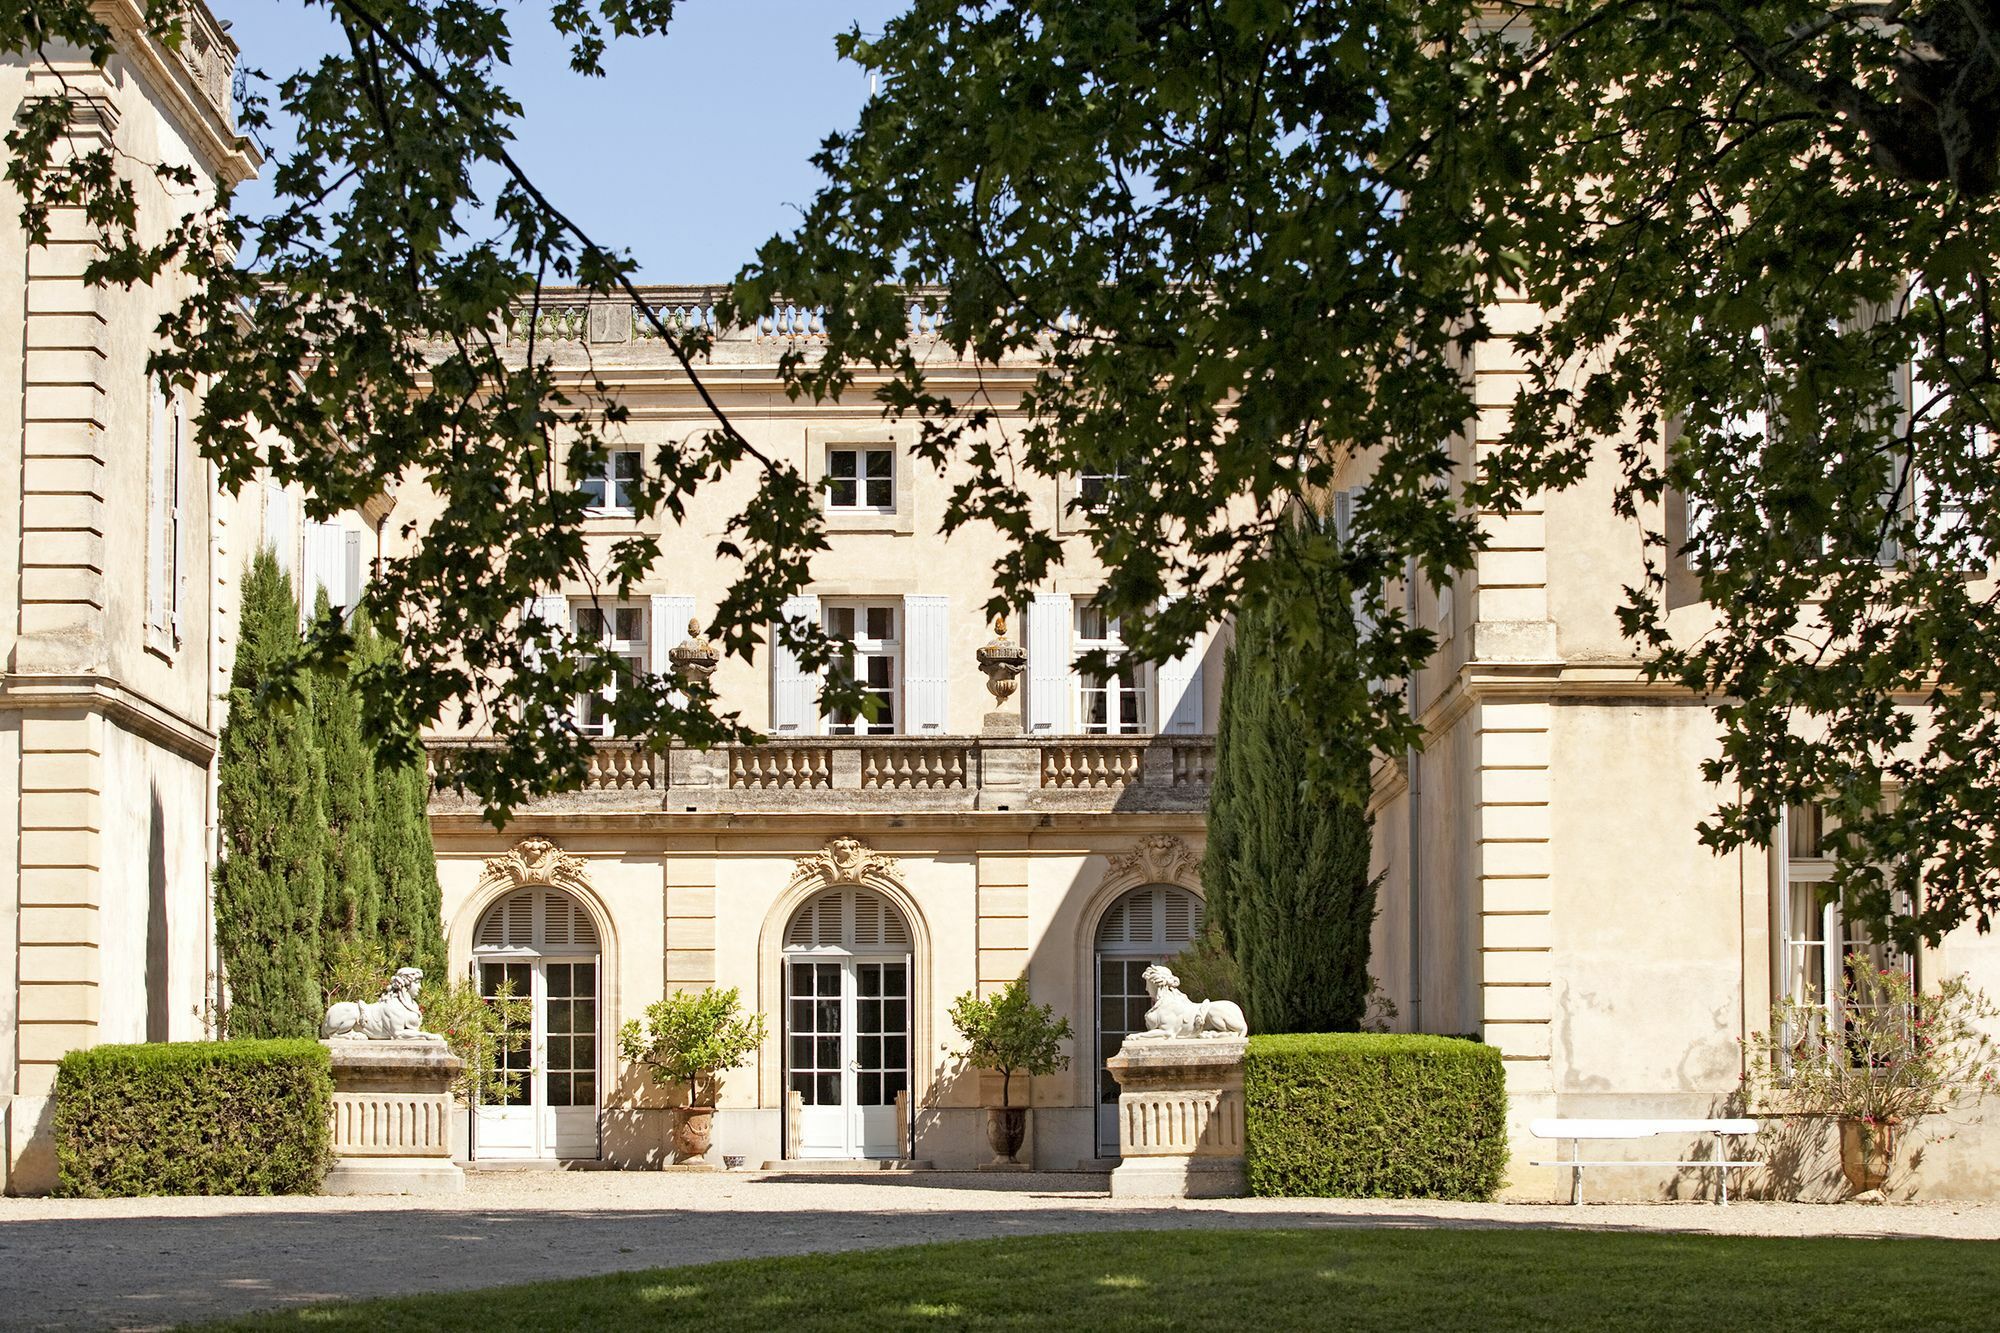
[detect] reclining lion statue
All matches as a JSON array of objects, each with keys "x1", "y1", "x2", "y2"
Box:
[
  {"x1": 1128, "y1": 964, "x2": 1249, "y2": 1039},
  {"x1": 321, "y1": 967, "x2": 442, "y2": 1041}
]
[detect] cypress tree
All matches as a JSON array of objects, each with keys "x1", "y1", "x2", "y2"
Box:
[
  {"x1": 215, "y1": 552, "x2": 329, "y2": 1038},
  {"x1": 362, "y1": 615, "x2": 447, "y2": 981},
  {"x1": 311, "y1": 588, "x2": 380, "y2": 984},
  {"x1": 1201, "y1": 524, "x2": 1379, "y2": 1034}
]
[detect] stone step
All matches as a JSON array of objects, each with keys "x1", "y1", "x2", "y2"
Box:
[{"x1": 758, "y1": 1158, "x2": 934, "y2": 1173}]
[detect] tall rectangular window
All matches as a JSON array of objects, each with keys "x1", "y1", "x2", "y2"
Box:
[
  {"x1": 826, "y1": 447, "x2": 894, "y2": 512},
  {"x1": 573, "y1": 601, "x2": 648, "y2": 735},
  {"x1": 1074, "y1": 596, "x2": 1146, "y2": 734},
  {"x1": 1778, "y1": 801, "x2": 1910, "y2": 1045},
  {"x1": 824, "y1": 601, "x2": 899, "y2": 734},
  {"x1": 579, "y1": 450, "x2": 641, "y2": 514},
  {"x1": 146, "y1": 384, "x2": 184, "y2": 652}
]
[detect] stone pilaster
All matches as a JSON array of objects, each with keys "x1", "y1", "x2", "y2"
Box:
[
  {"x1": 663, "y1": 854, "x2": 716, "y2": 988},
  {"x1": 974, "y1": 849, "x2": 1029, "y2": 997}
]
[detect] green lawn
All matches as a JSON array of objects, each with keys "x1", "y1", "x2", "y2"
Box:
[{"x1": 200, "y1": 1227, "x2": 2000, "y2": 1331}]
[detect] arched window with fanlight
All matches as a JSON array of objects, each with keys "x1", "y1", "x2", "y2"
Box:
[
  {"x1": 1093, "y1": 883, "x2": 1203, "y2": 1156},
  {"x1": 783, "y1": 886, "x2": 912, "y2": 1160},
  {"x1": 471, "y1": 885, "x2": 601, "y2": 1161}
]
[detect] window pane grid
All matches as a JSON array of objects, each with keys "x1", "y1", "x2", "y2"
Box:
[{"x1": 826, "y1": 448, "x2": 894, "y2": 511}]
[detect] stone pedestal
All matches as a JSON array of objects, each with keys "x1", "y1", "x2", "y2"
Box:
[
  {"x1": 1104, "y1": 1036, "x2": 1247, "y2": 1198},
  {"x1": 322, "y1": 1040, "x2": 466, "y2": 1195}
]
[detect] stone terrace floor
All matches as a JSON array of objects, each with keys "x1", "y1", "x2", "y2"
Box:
[{"x1": 3, "y1": 1170, "x2": 1998, "y2": 1330}]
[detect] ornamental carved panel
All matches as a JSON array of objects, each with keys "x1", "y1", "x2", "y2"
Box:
[
  {"x1": 789, "y1": 836, "x2": 904, "y2": 892},
  {"x1": 1101, "y1": 833, "x2": 1201, "y2": 896},
  {"x1": 480, "y1": 836, "x2": 591, "y2": 893}
]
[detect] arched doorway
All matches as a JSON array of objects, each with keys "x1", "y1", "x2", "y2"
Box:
[
  {"x1": 1094, "y1": 883, "x2": 1203, "y2": 1156},
  {"x1": 472, "y1": 885, "x2": 601, "y2": 1160},
  {"x1": 784, "y1": 886, "x2": 911, "y2": 1159}
]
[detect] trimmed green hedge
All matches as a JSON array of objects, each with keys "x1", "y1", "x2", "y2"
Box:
[
  {"x1": 1244, "y1": 1033, "x2": 1507, "y2": 1199},
  {"x1": 52, "y1": 1040, "x2": 334, "y2": 1197}
]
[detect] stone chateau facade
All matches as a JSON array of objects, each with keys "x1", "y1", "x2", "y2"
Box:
[{"x1": 5, "y1": 4, "x2": 1997, "y2": 1197}]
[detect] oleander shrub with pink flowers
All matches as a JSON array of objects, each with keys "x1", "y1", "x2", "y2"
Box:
[{"x1": 1744, "y1": 960, "x2": 2000, "y2": 1131}]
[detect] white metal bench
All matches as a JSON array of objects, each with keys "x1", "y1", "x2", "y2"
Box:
[{"x1": 1529, "y1": 1118, "x2": 1760, "y2": 1205}]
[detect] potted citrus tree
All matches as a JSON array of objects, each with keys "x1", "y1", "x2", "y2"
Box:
[
  {"x1": 619, "y1": 987, "x2": 767, "y2": 1165},
  {"x1": 1746, "y1": 960, "x2": 1999, "y2": 1194},
  {"x1": 949, "y1": 978, "x2": 1073, "y2": 1166}
]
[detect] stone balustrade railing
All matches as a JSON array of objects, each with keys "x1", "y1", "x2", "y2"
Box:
[{"x1": 427, "y1": 735, "x2": 1213, "y2": 814}]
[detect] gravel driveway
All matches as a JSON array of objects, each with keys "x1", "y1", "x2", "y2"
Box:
[{"x1": 3, "y1": 1170, "x2": 1996, "y2": 1331}]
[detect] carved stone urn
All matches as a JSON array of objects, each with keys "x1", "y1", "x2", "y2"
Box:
[
  {"x1": 674, "y1": 1104, "x2": 717, "y2": 1164},
  {"x1": 975, "y1": 615, "x2": 1027, "y2": 735},
  {"x1": 1839, "y1": 1117, "x2": 1898, "y2": 1194},
  {"x1": 985, "y1": 1106, "x2": 1028, "y2": 1165},
  {"x1": 669, "y1": 619, "x2": 720, "y2": 684}
]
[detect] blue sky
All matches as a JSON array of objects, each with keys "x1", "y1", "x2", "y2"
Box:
[{"x1": 211, "y1": 2, "x2": 909, "y2": 280}]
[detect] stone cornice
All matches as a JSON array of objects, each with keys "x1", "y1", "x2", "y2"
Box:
[
  {"x1": 426, "y1": 809, "x2": 1206, "y2": 842},
  {"x1": 0, "y1": 673, "x2": 217, "y2": 763},
  {"x1": 100, "y1": 0, "x2": 260, "y2": 185}
]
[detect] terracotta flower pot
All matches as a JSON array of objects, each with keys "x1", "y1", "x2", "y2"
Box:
[
  {"x1": 985, "y1": 1106, "x2": 1027, "y2": 1164},
  {"x1": 1838, "y1": 1117, "x2": 1898, "y2": 1194},
  {"x1": 674, "y1": 1105, "x2": 716, "y2": 1164}
]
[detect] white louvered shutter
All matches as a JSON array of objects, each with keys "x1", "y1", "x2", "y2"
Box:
[
  {"x1": 1026, "y1": 592, "x2": 1072, "y2": 734},
  {"x1": 342, "y1": 529, "x2": 363, "y2": 610},
  {"x1": 521, "y1": 595, "x2": 571, "y2": 670},
  {"x1": 904, "y1": 594, "x2": 949, "y2": 733},
  {"x1": 770, "y1": 593, "x2": 821, "y2": 734},
  {"x1": 1156, "y1": 607, "x2": 1207, "y2": 734},
  {"x1": 303, "y1": 522, "x2": 346, "y2": 612},
  {"x1": 651, "y1": 594, "x2": 697, "y2": 676},
  {"x1": 147, "y1": 383, "x2": 171, "y2": 634},
  {"x1": 263, "y1": 480, "x2": 294, "y2": 576}
]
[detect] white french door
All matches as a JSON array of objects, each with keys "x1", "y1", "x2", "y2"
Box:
[
  {"x1": 475, "y1": 956, "x2": 601, "y2": 1160},
  {"x1": 788, "y1": 956, "x2": 909, "y2": 1159}
]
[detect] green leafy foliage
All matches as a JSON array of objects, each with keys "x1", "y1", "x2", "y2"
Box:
[
  {"x1": 10, "y1": 3, "x2": 2000, "y2": 938},
  {"x1": 51, "y1": 1039, "x2": 332, "y2": 1197},
  {"x1": 947, "y1": 979, "x2": 1073, "y2": 1109},
  {"x1": 1743, "y1": 963, "x2": 2000, "y2": 1131},
  {"x1": 311, "y1": 590, "x2": 381, "y2": 979},
  {"x1": 357, "y1": 615, "x2": 448, "y2": 982},
  {"x1": 216, "y1": 553, "x2": 328, "y2": 1039},
  {"x1": 1203, "y1": 517, "x2": 1379, "y2": 1034},
  {"x1": 1243, "y1": 1033, "x2": 1507, "y2": 1200},
  {"x1": 618, "y1": 987, "x2": 767, "y2": 1107},
  {"x1": 1167, "y1": 924, "x2": 1240, "y2": 1006}
]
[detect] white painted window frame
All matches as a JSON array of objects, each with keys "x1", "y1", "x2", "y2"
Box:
[
  {"x1": 823, "y1": 599, "x2": 902, "y2": 736},
  {"x1": 572, "y1": 599, "x2": 650, "y2": 736},
  {"x1": 1072, "y1": 596, "x2": 1149, "y2": 735}
]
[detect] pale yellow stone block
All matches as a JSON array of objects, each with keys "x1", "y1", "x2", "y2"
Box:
[
  {"x1": 1482, "y1": 912, "x2": 1553, "y2": 950},
  {"x1": 20, "y1": 751, "x2": 100, "y2": 792},
  {"x1": 18, "y1": 867, "x2": 99, "y2": 906},
  {"x1": 18, "y1": 943, "x2": 99, "y2": 984},
  {"x1": 23, "y1": 238, "x2": 101, "y2": 278},
  {"x1": 667, "y1": 917, "x2": 716, "y2": 951},
  {"x1": 18, "y1": 530, "x2": 105, "y2": 573},
  {"x1": 19, "y1": 790, "x2": 100, "y2": 830},
  {"x1": 1474, "y1": 585, "x2": 1548, "y2": 621},
  {"x1": 21, "y1": 311, "x2": 109, "y2": 354},
  {"x1": 17, "y1": 905, "x2": 99, "y2": 945},
  {"x1": 1479, "y1": 770, "x2": 1551, "y2": 804},
  {"x1": 1483, "y1": 984, "x2": 1553, "y2": 1023},
  {"x1": 1479, "y1": 730, "x2": 1551, "y2": 769},
  {"x1": 20, "y1": 457, "x2": 104, "y2": 497},
  {"x1": 20, "y1": 713, "x2": 103, "y2": 751},
  {"x1": 1478, "y1": 803, "x2": 1551, "y2": 841},
  {"x1": 21, "y1": 495, "x2": 105, "y2": 532},
  {"x1": 21, "y1": 421, "x2": 108, "y2": 461},
  {"x1": 22, "y1": 384, "x2": 107, "y2": 426},
  {"x1": 15, "y1": 1063, "x2": 60, "y2": 1097},
  {"x1": 16, "y1": 1022, "x2": 101, "y2": 1065},
  {"x1": 18, "y1": 982, "x2": 100, "y2": 1024},
  {"x1": 1484, "y1": 1021, "x2": 1554, "y2": 1061},
  {"x1": 663, "y1": 950, "x2": 715, "y2": 983},
  {"x1": 664, "y1": 884, "x2": 714, "y2": 917},
  {"x1": 1477, "y1": 700, "x2": 1553, "y2": 732},
  {"x1": 1481, "y1": 877, "x2": 1554, "y2": 915},
  {"x1": 19, "y1": 603, "x2": 101, "y2": 638},
  {"x1": 663, "y1": 856, "x2": 715, "y2": 889},
  {"x1": 976, "y1": 854, "x2": 1030, "y2": 887},
  {"x1": 978, "y1": 948, "x2": 1029, "y2": 984},
  {"x1": 1479, "y1": 512, "x2": 1547, "y2": 551},
  {"x1": 18, "y1": 567, "x2": 107, "y2": 608},
  {"x1": 1480, "y1": 840, "x2": 1552, "y2": 878},
  {"x1": 1474, "y1": 549, "x2": 1547, "y2": 588},
  {"x1": 23, "y1": 345, "x2": 107, "y2": 385},
  {"x1": 978, "y1": 885, "x2": 1029, "y2": 918},
  {"x1": 19, "y1": 828, "x2": 101, "y2": 868},
  {"x1": 1481, "y1": 949, "x2": 1553, "y2": 985},
  {"x1": 979, "y1": 915, "x2": 1030, "y2": 952}
]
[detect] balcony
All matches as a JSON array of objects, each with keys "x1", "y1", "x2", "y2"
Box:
[{"x1": 426, "y1": 735, "x2": 1214, "y2": 816}]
